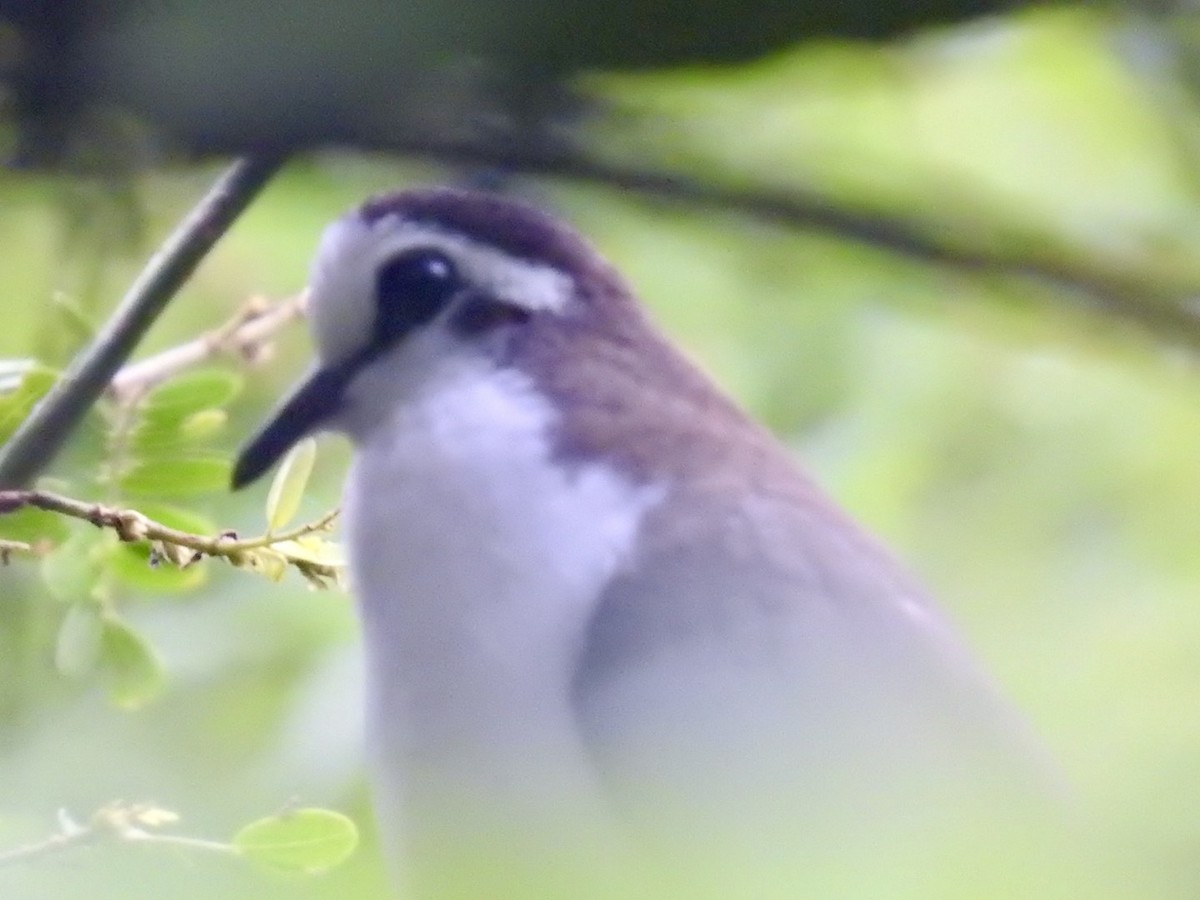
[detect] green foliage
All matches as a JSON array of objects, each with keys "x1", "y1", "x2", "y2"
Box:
[
  {"x1": 117, "y1": 456, "x2": 233, "y2": 498},
  {"x1": 0, "y1": 505, "x2": 69, "y2": 545},
  {"x1": 141, "y1": 369, "x2": 245, "y2": 412},
  {"x1": 108, "y1": 542, "x2": 208, "y2": 594},
  {"x1": 39, "y1": 529, "x2": 102, "y2": 603},
  {"x1": 233, "y1": 809, "x2": 359, "y2": 874},
  {"x1": 97, "y1": 614, "x2": 166, "y2": 709},
  {"x1": 0, "y1": 349, "x2": 344, "y2": 745},
  {"x1": 53, "y1": 603, "x2": 104, "y2": 677},
  {"x1": 265, "y1": 438, "x2": 317, "y2": 532},
  {"x1": 590, "y1": 5, "x2": 1200, "y2": 299},
  {"x1": 0, "y1": 364, "x2": 57, "y2": 444},
  {"x1": 116, "y1": 369, "x2": 243, "y2": 498}
]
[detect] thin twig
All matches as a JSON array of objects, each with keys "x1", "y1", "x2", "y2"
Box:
[
  {"x1": 108, "y1": 292, "x2": 308, "y2": 404},
  {"x1": 0, "y1": 153, "x2": 289, "y2": 489},
  {"x1": 0, "y1": 489, "x2": 341, "y2": 583},
  {"x1": 0, "y1": 803, "x2": 234, "y2": 868},
  {"x1": 0, "y1": 817, "x2": 98, "y2": 867},
  {"x1": 0, "y1": 538, "x2": 36, "y2": 563},
  {"x1": 119, "y1": 831, "x2": 234, "y2": 856}
]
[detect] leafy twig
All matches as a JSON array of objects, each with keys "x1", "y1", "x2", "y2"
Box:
[
  {"x1": 0, "y1": 802, "x2": 358, "y2": 874},
  {"x1": 0, "y1": 490, "x2": 341, "y2": 585},
  {"x1": 0, "y1": 153, "x2": 288, "y2": 490},
  {"x1": 108, "y1": 292, "x2": 308, "y2": 405}
]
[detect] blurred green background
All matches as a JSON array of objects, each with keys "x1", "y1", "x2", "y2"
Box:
[{"x1": 3, "y1": 6, "x2": 1200, "y2": 898}]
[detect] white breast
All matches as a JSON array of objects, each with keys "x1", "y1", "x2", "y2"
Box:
[{"x1": 339, "y1": 354, "x2": 664, "y2": 889}]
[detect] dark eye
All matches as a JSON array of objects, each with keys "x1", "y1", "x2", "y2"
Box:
[{"x1": 373, "y1": 248, "x2": 459, "y2": 346}]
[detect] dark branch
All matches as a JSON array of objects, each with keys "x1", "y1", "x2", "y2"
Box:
[
  {"x1": 0, "y1": 153, "x2": 288, "y2": 489},
  {"x1": 1, "y1": 138, "x2": 1195, "y2": 492}
]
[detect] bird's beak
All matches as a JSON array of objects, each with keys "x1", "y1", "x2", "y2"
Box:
[{"x1": 231, "y1": 366, "x2": 348, "y2": 489}]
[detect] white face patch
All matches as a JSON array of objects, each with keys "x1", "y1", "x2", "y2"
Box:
[{"x1": 306, "y1": 212, "x2": 576, "y2": 368}]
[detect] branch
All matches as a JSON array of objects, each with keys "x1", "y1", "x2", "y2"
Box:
[
  {"x1": 0, "y1": 804, "x2": 228, "y2": 868},
  {"x1": 0, "y1": 489, "x2": 341, "y2": 586},
  {"x1": 0, "y1": 153, "x2": 289, "y2": 490},
  {"x1": 398, "y1": 138, "x2": 1200, "y2": 353},
  {"x1": 0, "y1": 801, "x2": 357, "y2": 874},
  {"x1": 0, "y1": 538, "x2": 36, "y2": 563},
  {"x1": 107, "y1": 291, "x2": 307, "y2": 404}
]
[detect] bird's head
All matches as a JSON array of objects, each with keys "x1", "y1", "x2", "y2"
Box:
[{"x1": 230, "y1": 187, "x2": 648, "y2": 489}]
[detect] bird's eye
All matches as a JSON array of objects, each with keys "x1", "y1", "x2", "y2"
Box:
[{"x1": 373, "y1": 248, "x2": 460, "y2": 346}]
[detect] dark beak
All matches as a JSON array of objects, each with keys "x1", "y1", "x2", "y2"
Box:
[{"x1": 231, "y1": 366, "x2": 348, "y2": 489}]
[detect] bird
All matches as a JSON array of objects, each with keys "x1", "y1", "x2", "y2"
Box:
[{"x1": 232, "y1": 187, "x2": 1059, "y2": 898}]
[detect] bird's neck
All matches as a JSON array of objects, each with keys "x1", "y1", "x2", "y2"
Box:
[{"x1": 341, "y1": 365, "x2": 663, "y2": 856}]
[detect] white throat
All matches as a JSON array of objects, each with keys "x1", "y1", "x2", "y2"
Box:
[{"x1": 340, "y1": 357, "x2": 665, "y2": 863}]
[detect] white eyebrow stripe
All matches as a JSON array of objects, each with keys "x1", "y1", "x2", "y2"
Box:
[{"x1": 365, "y1": 217, "x2": 576, "y2": 313}]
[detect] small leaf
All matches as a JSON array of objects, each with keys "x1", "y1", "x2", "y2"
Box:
[
  {"x1": 232, "y1": 809, "x2": 358, "y2": 874},
  {"x1": 40, "y1": 530, "x2": 100, "y2": 602},
  {"x1": 55, "y1": 604, "x2": 104, "y2": 677},
  {"x1": 99, "y1": 616, "x2": 166, "y2": 709},
  {"x1": 264, "y1": 438, "x2": 317, "y2": 532},
  {"x1": 119, "y1": 456, "x2": 232, "y2": 499},
  {"x1": 178, "y1": 408, "x2": 228, "y2": 441},
  {"x1": 229, "y1": 548, "x2": 280, "y2": 580},
  {"x1": 256, "y1": 548, "x2": 289, "y2": 582},
  {"x1": 129, "y1": 409, "x2": 229, "y2": 457},
  {"x1": 127, "y1": 420, "x2": 189, "y2": 456},
  {"x1": 141, "y1": 369, "x2": 244, "y2": 415},
  {"x1": 0, "y1": 506, "x2": 70, "y2": 546},
  {"x1": 271, "y1": 536, "x2": 345, "y2": 568},
  {"x1": 108, "y1": 543, "x2": 207, "y2": 595}
]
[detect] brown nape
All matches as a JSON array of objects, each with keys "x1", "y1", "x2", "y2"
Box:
[{"x1": 516, "y1": 263, "x2": 808, "y2": 501}]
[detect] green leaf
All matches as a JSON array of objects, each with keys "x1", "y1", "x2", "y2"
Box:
[
  {"x1": 0, "y1": 365, "x2": 58, "y2": 444},
  {"x1": 264, "y1": 438, "x2": 317, "y2": 532},
  {"x1": 141, "y1": 369, "x2": 244, "y2": 415},
  {"x1": 271, "y1": 536, "x2": 344, "y2": 568},
  {"x1": 178, "y1": 408, "x2": 228, "y2": 441},
  {"x1": 232, "y1": 808, "x2": 358, "y2": 874},
  {"x1": 55, "y1": 604, "x2": 104, "y2": 677},
  {"x1": 39, "y1": 530, "x2": 100, "y2": 602},
  {"x1": 126, "y1": 420, "x2": 181, "y2": 456},
  {"x1": 0, "y1": 506, "x2": 70, "y2": 546},
  {"x1": 129, "y1": 409, "x2": 229, "y2": 457},
  {"x1": 99, "y1": 616, "x2": 166, "y2": 709},
  {"x1": 256, "y1": 548, "x2": 289, "y2": 582},
  {"x1": 108, "y1": 543, "x2": 207, "y2": 595},
  {"x1": 227, "y1": 547, "x2": 288, "y2": 581},
  {"x1": 118, "y1": 456, "x2": 232, "y2": 499}
]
